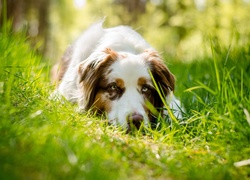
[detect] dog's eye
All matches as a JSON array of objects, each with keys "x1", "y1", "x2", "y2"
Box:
[
  {"x1": 107, "y1": 83, "x2": 119, "y2": 92},
  {"x1": 141, "y1": 86, "x2": 149, "y2": 93},
  {"x1": 107, "y1": 83, "x2": 123, "y2": 100},
  {"x1": 109, "y1": 84, "x2": 118, "y2": 91}
]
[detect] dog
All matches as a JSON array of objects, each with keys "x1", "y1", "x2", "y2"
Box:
[{"x1": 51, "y1": 21, "x2": 183, "y2": 130}]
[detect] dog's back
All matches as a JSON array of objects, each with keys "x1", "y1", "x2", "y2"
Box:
[{"x1": 51, "y1": 22, "x2": 105, "y2": 84}]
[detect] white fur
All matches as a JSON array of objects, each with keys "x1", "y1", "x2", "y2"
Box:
[
  {"x1": 107, "y1": 54, "x2": 151, "y2": 127},
  {"x1": 54, "y1": 21, "x2": 183, "y2": 128},
  {"x1": 57, "y1": 22, "x2": 151, "y2": 102}
]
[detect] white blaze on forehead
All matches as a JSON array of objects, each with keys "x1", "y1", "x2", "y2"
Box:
[
  {"x1": 109, "y1": 54, "x2": 151, "y2": 84},
  {"x1": 107, "y1": 53, "x2": 151, "y2": 127}
]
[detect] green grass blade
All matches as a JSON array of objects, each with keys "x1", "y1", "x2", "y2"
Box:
[
  {"x1": 211, "y1": 41, "x2": 221, "y2": 92},
  {"x1": 148, "y1": 69, "x2": 179, "y2": 124}
]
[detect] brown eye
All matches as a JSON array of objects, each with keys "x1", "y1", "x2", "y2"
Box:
[
  {"x1": 108, "y1": 84, "x2": 118, "y2": 91},
  {"x1": 107, "y1": 82, "x2": 124, "y2": 100},
  {"x1": 107, "y1": 83, "x2": 120, "y2": 95},
  {"x1": 141, "y1": 85, "x2": 151, "y2": 94}
]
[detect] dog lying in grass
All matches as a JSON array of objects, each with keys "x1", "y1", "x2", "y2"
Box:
[{"x1": 51, "y1": 21, "x2": 183, "y2": 130}]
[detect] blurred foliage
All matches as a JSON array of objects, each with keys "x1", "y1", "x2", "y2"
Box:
[
  {"x1": 1, "y1": 0, "x2": 250, "y2": 61},
  {"x1": 0, "y1": 0, "x2": 50, "y2": 54}
]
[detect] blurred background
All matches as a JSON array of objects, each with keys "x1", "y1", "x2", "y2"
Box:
[{"x1": 1, "y1": 0, "x2": 250, "y2": 62}]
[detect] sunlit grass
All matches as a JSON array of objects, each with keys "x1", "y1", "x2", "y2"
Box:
[{"x1": 0, "y1": 23, "x2": 250, "y2": 179}]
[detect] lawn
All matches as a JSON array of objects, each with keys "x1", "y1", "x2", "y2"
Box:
[{"x1": 0, "y1": 23, "x2": 250, "y2": 180}]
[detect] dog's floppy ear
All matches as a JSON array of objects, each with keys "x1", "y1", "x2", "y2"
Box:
[
  {"x1": 78, "y1": 48, "x2": 118, "y2": 81},
  {"x1": 78, "y1": 48, "x2": 118, "y2": 110},
  {"x1": 143, "y1": 49, "x2": 175, "y2": 95}
]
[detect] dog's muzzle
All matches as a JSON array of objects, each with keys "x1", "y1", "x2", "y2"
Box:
[{"x1": 127, "y1": 112, "x2": 144, "y2": 130}]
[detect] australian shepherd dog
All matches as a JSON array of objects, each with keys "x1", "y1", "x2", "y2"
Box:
[{"x1": 51, "y1": 21, "x2": 183, "y2": 130}]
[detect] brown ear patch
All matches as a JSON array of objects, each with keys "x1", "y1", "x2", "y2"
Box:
[
  {"x1": 104, "y1": 48, "x2": 118, "y2": 60},
  {"x1": 143, "y1": 49, "x2": 175, "y2": 94},
  {"x1": 77, "y1": 49, "x2": 118, "y2": 110},
  {"x1": 78, "y1": 48, "x2": 118, "y2": 83}
]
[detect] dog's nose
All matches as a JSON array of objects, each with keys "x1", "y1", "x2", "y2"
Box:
[{"x1": 127, "y1": 112, "x2": 143, "y2": 129}]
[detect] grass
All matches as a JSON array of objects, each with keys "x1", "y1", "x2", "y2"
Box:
[{"x1": 0, "y1": 23, "x2": 250, "y2": 180}]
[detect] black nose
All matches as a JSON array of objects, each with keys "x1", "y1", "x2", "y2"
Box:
[{"x1": 127, "y1": 112, "x2": 143, "y2": 130}]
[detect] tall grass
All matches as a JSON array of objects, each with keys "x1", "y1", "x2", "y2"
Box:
[{"x1": 0, "y1": 22, "x2": 250, "y2": 179}]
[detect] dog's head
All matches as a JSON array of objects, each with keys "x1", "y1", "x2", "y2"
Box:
[{"x1": 78, "y1": 48, "x2": 175, "y2": 129}]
